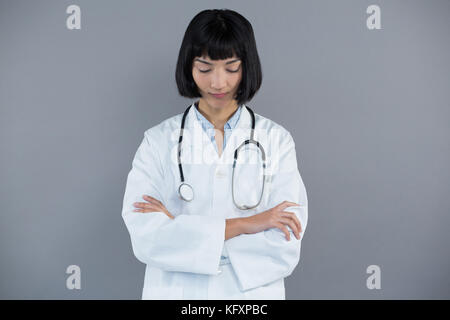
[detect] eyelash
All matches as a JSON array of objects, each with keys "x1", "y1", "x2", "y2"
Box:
[{"x1": 199, "y1": 69, "x2": 240, "y2": 73}]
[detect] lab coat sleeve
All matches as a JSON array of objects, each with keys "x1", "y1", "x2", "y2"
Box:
[
  {"x1": 121, "y1": 129, "x2": 225, "y2": 275},
  {"x1": 225, "y1": 131, "x2": 308, "y2": 291}
]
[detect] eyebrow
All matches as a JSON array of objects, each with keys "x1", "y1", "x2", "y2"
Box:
[{"x1": 194, "y1": 58, "x2": 241, "y2": 65}]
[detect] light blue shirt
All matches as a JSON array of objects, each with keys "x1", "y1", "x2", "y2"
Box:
[{"x1": 194, "y1": 103, "x2": 242, "y2": 154}]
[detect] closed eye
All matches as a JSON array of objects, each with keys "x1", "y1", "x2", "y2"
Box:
[{"x1": 199, "y1": 69, "x2": 240, "y2": 73}]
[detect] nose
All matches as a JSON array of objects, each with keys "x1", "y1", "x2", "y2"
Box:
[{"x1": 210, "y1": 69, "x2": 227, "y2": 91}]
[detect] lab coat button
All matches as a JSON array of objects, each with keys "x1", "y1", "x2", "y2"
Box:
[
  {"x1": 215, "y1": 168, "x2": 226, "y2": 178},
  {"x1": 217, "y1": 268, "x2": 222, "y2": 275}
]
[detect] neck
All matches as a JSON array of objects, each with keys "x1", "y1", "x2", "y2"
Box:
[{"x1": 196, "y1": 99, "x2": 239, "y2": 129}]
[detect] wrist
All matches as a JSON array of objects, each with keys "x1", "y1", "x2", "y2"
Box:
[
  {"x1": 238, "y1": 216, "x2": 251, "y2": 234},
  {"x1": 225, "y1": 217, "x2": 248, "y2": 240}
]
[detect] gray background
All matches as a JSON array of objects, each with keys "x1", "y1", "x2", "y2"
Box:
[{"x1": 1, "y1": 0, "x2": 449, "y2": 299}]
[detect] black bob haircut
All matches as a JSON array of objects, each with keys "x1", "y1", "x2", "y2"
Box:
[{"x1": 175, "y1": 9, "x2": 263, "y2": 106}]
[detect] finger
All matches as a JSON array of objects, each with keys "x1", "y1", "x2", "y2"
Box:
[
  {"x1": 134, "y1": 202, "x2": 156, "y2": 208},
  {"x1": 161, "y1": 208, "x2": 175, "y2": 219},
  {"x1": 143, "y1": 195, "x2": 163, "y2": 205},
  {"x1": 134, "y1": 202, "x2": 161, "y2": 212},
  {"x1": 133, "y1": 202, "x2": 146, "y2": 208},
  {"x1": 276, "y1": 223, "x2": 290, "y2": 241},
  {"x1": 281, "y1": 211, "x2": 300, "y2": 232},
  {"x1": 133, "y1": 208, "x2": 158, "y2": 213},
  {"x1": 286, "y1": 217, "x2": 300, "y2": 239},
  {"x1": 279, "y1": 217, "x2": 300, "y2": 240},
  {"x1": 166, "y1": 212, "x2": 175, "y2": 219},
  {"x1": 279, "y1": 201, "x2": 302, "y2": 210},
  {"x1": 135, "y1": 206, "x2": 169, "y2": 214},
  {"x1": 282, "y1": 211, "x2": 302, "y2": 233},
  {"x1": 143, "y1": 197, "x2": 168, "y2": 214},
  {"x1": 142, "y1": 196, "x2": 159, "y2": 205}
]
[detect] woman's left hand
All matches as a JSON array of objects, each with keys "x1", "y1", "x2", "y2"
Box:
[{"x1": 133, "y1": 195, "x2": 175, "y2": 219}]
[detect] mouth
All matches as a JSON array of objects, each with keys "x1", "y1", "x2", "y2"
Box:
[{"x1": 210, "y1": 92, "x2": 228, "y2": 98}]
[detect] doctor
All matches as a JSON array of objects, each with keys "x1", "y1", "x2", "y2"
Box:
[{"x1": 122, "y1": 9, "x2": 308, "y2": 299}]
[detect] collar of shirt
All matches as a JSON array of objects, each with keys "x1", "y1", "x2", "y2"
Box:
[
  {"x1": 193, "y1": 103, "x2": 242, "y2": 136},
  {"x1": 193, "y1": 103, "x2": 243, "y2": 153}
]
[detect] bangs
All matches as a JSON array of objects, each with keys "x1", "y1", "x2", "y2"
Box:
[{"x1": 191, "y1": 25, "x2": 243, "y2": 60}]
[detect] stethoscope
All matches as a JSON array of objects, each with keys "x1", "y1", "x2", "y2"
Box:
[{"x1": 177, "y1": 101, "x2": 267, "y2": 210}]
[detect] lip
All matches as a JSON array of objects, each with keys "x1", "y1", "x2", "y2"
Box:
[{"x1": 210, "y1": 92, "x2": 228, "y2": 98}]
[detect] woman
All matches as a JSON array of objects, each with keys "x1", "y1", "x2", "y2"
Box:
[{"x1": 122, "y1": 9, "x2": 308, "y2": 300}]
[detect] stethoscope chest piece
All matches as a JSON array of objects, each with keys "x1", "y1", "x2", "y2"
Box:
[{"x1": 178, "y1": 182, "x2": 194, "y2": 202}]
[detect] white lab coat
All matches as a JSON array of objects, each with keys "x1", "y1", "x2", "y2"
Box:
[{"x1": 122, "y1": 103, "x2": 308, "y2": 299}]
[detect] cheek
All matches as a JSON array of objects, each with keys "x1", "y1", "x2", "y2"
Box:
[
  {"x1": 232, "y1": 72, "x2": 242, "y2": 87},
  {"x1": 192, "y1": 72, "x2": 208, "y2": 87}
]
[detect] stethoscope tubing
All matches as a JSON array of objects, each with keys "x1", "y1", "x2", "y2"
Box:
[{"x1": 177, "y1": 101, "x2": 267, "y2": 210}]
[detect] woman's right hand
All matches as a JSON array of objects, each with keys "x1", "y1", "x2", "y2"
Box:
[{"x1": 241, "y1": 201, "x2": 303, "y2": 241}]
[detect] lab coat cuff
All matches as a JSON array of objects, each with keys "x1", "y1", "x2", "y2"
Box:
[
  {"x1": 225, "y1": 231, "x2": 301, "y2": 291},
  {"x1": 194, "y1": 216, "x2": 226, "y2": 275}
]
